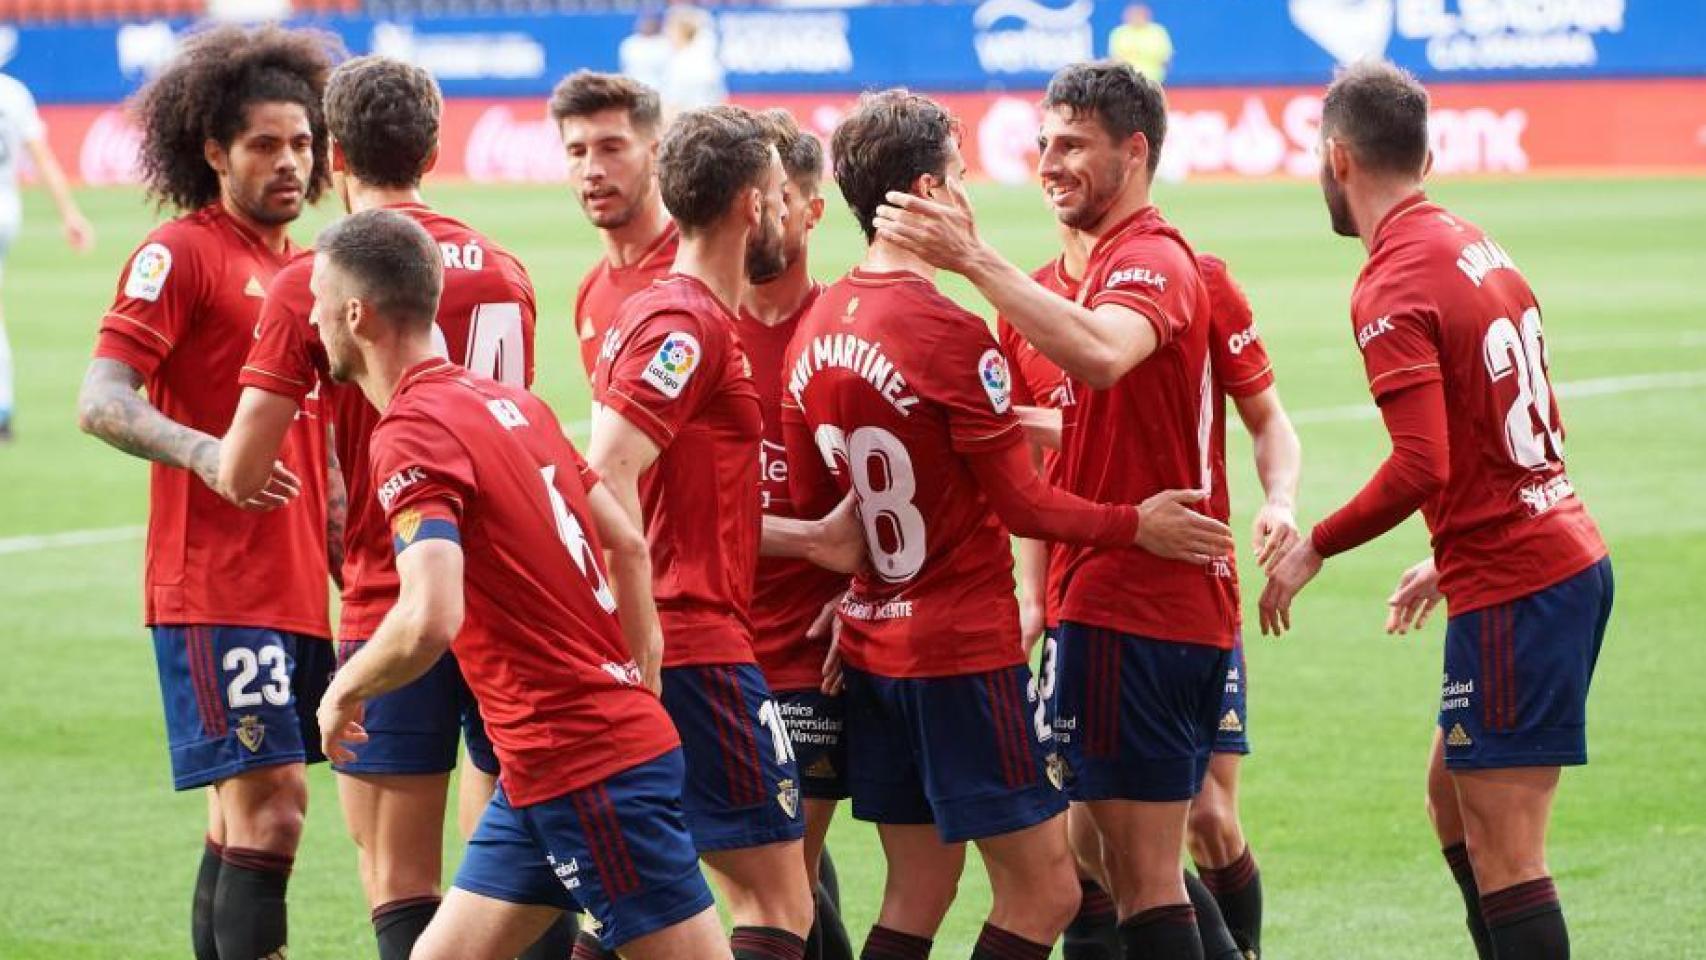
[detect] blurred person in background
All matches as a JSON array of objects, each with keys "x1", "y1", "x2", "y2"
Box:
[
  {"x1": 0, "y1": 70, "x2": 93, "y2": 442},
  {"x1": 661, "y1": 5, "x2": 727, "y2": 117},
  {"x1": 1109, "y1": 4, "x2": 1173, "y2": 86},
  {"x1": 620, "y1": 11, "x2": 672, "y2": 94}
]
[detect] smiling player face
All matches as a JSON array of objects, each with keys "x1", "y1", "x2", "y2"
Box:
[
  {"x1": 1037, "y1": 106, "x2": 1132, "y2": 233},
  {"x1": 560, "y1": 108, "x2": 660, "y2": 231},
  {"x1": 212, "y1": 101, "x2": 314, "y2": 229}
]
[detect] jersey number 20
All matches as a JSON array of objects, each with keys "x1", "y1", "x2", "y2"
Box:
[{"x1": 1483, "y1": 307, "x2": 1564, "y2": 470}]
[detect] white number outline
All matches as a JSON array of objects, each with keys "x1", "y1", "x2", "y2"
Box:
[
  {"x1": 540, "y1": 465, "x2": 617, "y2": 613},
  {"x1": 431, "y1": 302, "x2": 527, "y2": 386},
  {"x1": 224, "y1": 644, "x2": 290, "y2": 709},
  {"x1": 757, "y1": 699, "x2": 797, "y2": 763},
  {"x1": 1482, "y1": 307, "x2": 1564, "y2": 470},
  {"x1": 814, "y1": 424, "x2": 928, "y2": 584}
]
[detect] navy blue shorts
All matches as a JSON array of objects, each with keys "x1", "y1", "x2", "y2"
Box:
[
  {"x1": 454, "y1": 749, "x2": 713, "y2": 950},
  {"x1": 151, "y1": 626, "x2": 333, "y2": 791},
  {"x1": 775, "y1": 689, "x2": 848, "y2": 801},
  {"x1": 1051, "y1": 623, "x2": 1230, "y2": 803},
  {"x1": 843, "y1": 663, "x2": 1067, "y2": 844},
  {"x1": 1440, "y1": 557, "x2": 1614, "y2": 770},
  {"x1": 332, "y1": 641, "x2": 498, "y2": 777},
  {"x1": 1212, "y1": 636, "x2": 1250, "y2": 756},
  {"x1": 660, "y1": 664, "x2": 806, "y2": 852}
]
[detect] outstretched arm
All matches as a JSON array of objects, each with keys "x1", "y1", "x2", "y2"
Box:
[
  {"x1": 216, "y1": 386, "x2": 305, "y2": 509},
  {"x1": 1233, "y1": 385, "x2": 1302, "y2": 573},
  {"x1": 78, "y1": 358, "x2": 221, "y2": 486}
]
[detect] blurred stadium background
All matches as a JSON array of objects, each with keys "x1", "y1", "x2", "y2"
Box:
[{"x1": 1, "y1": 1, "x2": 1704, "y2": 957}]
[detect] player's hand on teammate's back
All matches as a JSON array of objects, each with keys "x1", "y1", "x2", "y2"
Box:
[
  {"x1": 874, "y1": 179, "x2": 984, "y2": 274},
  {"x1": 1134, "y1": 488, "x2": 1234, "y2": 564},
  {"x1": 1258, "y1": 538, "x2": 1325, "y2": 636},
  {"x1": 317, "y1": 695, "x2": 368, "y2": 766},
  {"x1": 1252, "y1": 502, "x2": 1301, "y2": 574},
  {"x1": 1385, "y1": 556, "x2": 1444, "y2": 636}
]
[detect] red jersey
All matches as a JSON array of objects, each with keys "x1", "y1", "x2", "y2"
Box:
[
  {"x1": 371, "y1": 359, "x2": 678, "y2": 806},
  {"x1": 1058, "y1": 207, "x2": 1237, "y2": 649},
  {"x1": 782, "y1": 269, "x2": 1030, "y2": 679},
  {"x1": 997, "y1": 257, "x2": 1078, "y2": 627},
  {"x1": 1347, "y1": 193, "x2": 1605, "y2": 614},
  {"x1": 737, "y1": 284, "x2": 848, "y2": 691},
  {"x1": 240, "y1": 203, "x2": 537, "y2": 640},
  {"x1": 575, "y1": 222, "x2": 679, "y2": 378},
  {"x1": 593, "y1": 274, "x2": 764, "y2": 668},
  {"x1": 95, "y1": 204, "x2": 329, "y2": 636}
]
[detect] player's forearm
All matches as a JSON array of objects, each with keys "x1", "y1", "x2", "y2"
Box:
[
  {"x1": 1310, "y1": 383, "x2": 1448, "y2": 557},
  {"x1": 1251, "y1": 415, "x2": 1301, "y2": 510},
  {"x1": 1016, "y1": 536, "x2": 1050, "y2": 612},
  {"x1": 962, "y1": 245, "x2": 1138, "y2": 387},
  {"x1": 606, "y1": 541, "x2": 664, "y2": 675},
  {"x1": 78, "y1": 359, "x2": 219, "y2": 485},
  {"x1": 27, "y1": 140, "x2": 81, "y2": 222},
  {"x1": 328, "y1": 605, "x2": 448, "y2": 705},
  {"x1": 971, "y1": 443, "x2": 1138, "y2": 546}
]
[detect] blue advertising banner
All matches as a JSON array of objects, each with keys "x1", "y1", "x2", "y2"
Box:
[{"x1": 2, "y1": 0, "x2": 1702, "y2": 106}]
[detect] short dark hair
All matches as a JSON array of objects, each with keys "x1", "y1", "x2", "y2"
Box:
[
  {"x1": 316, "y1": 209, "x2": 443, "y2": 331},
  {"x1": 131, "y1": 25, "x2": 338, "y2": 212},
  {"x1": 548, "y1": 70, "x2": 662, "y2": 134},
  {"x1": 831, "y1": 89, "x2": 956, "y2": 243},
  {"x1": 757, "y1": 108, "x2": 824, "y2": 194},
  {"x1": 1321, "y1": 60, "x2": 1430, "y2": 175},
  {"x1": 656, "y1": 106, "x2": 774, "y2": 233},
  {"x1": 1043, "y1": 60, "x2": 1167, "y2": 175},
  {"x1": 324, "y1": 55, "x2": 442, "y2": 189}
]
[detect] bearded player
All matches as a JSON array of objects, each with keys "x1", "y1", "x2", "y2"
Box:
[
  {"x1": 787, "y1": 88, "x2": 1235, "y2": 960},
  {"x1": 1262, "y1": 62, "x2": 1610, "y2": 960},
  {"x1": 76, "y1": 26, "x2": 338, "y2": 960},
  {"x1": 738, "y1": 108, "x2": 856, "y2": 960},
  {"x1": 874, "y1": 62, "x2": 1240, "y2": 960},
  {"x1": 214, "y1": 55, "x2": 562, "y2": 959},
  {"x1": 1003, "y1": 239, "x2": 1300, "y2": 960},
  {"x1": 588, "y1": 105, "x2": 863, "y2": 960},
  {"x1": 307, "y1": 208, "x2": 733, "y2": 960},
  {"x1": 552, "y1": 71, "x2": 679, "y2": 380}
]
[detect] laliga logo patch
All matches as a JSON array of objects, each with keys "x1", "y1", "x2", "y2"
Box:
[
  {"x1": 236, "y1": 715, "x2": 266, "y2": 753},
  {"x1": 124, "y1": 242, "x2": 172, "y2": 302},
  {"x1": 978, "y1": 348, "x2": 1012, "y2": 415},
  {"x1": 776, "y1": 778, "x2": 800, "y2": 819},
  {"x1": 641, "y1": 331, "x2": 701, "y2": 399}
]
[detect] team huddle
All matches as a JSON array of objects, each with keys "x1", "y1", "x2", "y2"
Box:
[{"x1": 76, "y1": 22, "x2": 1612, "y2": 960}]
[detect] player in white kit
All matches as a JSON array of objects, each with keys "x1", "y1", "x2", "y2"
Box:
[{"x1": 0, "y1": 71, "x2": 94, "y2": 440}]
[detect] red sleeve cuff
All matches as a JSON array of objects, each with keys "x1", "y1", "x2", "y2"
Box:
[
  {"x1": 93, "y1": 326, "x2": 166, "y2": 378},
  {"x1": 1222, "y1": 366, "x2": 1275, "y2": 399},
  {"x1": 949, "y1": 420, "x2": 1025, "y2": 454},
  {"x1": 238, "y1": 364, "x2": 312, "y2": 403},
  {"x1": 1368, "y1": 363, "x2": 1442, "y2": 402},
  {"x1": 600, "y1": 387, "x2": 676, "y2": 450},
  {"x1": 1086, "y1": 289, "x2": 1174, "y2": 347}
]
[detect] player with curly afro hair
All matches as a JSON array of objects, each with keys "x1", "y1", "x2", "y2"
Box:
[
  {"x1": 131, "y1": 23, "x2": 338, "y2": 219},
  {"x1": 77, "y1": 24, "x2": 344, "y2": 960}
]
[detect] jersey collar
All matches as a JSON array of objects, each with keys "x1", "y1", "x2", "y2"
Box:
[
  {"x1": 397, "y1": 356, "x2": 457, "y2": 396},
  {"x1": 1370, "y1": 191, "x2": 1434, "y2": 253},
  {"x1": 1084, "y1": 205, "x2": 1160, "y2": 264}
]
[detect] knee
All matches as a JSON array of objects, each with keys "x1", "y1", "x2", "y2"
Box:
[
  {"x1": 232, "y1": 772, "x2": 307, "y2": 854},
  {"x1": 1186, "y1": 798, "x2": 1229, "y2": 849},
  {"x1": 883, "y1": 870, "x2": 959, "y2": 930}
]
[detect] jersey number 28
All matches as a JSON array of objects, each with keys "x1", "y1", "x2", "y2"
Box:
[{"x1": 814, "y1": 425, "x2": 926, "y2": 583}]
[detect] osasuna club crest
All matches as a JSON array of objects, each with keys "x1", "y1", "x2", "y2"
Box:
[
  {"x1": 236, "y1": 715, "x2": 266, "y2": 753},
  {"x1": 776, "y1": 778, "x2": 800, "y2": 819}
]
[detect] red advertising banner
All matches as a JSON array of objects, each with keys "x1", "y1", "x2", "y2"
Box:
[{"x1": 39, "y1": 78, "x2": 1706, "y2": 187}]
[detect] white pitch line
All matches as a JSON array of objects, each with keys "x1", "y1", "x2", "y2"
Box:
[
  {"x1": 0, "y1": 524, "x2": 144, "y2": 556},
  {"x1": 3, "y1": 369, "x2": 1703, "y2": 557},
  {"x1": 1291, "y1": 369, "x2": 1706, "y2": 425}
]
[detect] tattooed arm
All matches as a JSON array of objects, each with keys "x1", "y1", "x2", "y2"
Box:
[
  {"x1": 326, "y1": 424, "x2": 347, "y2": 588},
  {"x1": 77, "y1": 358, "x2": 221, "y2": 486},
  {"x1": 77, "y1": 358, "x2": 299, "y2": 510}
]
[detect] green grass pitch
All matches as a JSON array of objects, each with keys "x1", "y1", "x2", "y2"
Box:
[{"x1": 1, "y1": 175, "x2": 1703, "y2": 958}]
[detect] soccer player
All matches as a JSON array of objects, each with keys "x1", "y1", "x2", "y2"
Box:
[
  {"x1": 213, "y1": 55, "x2": 561, "y2": 959},
  {"x1": 873, "y1": 62, "x2": 1239, "y2": 959},
  {"x1": 788, "y1": 88, "x2": 1235, "y2": 960},
  {"x1": 1262, "y1": 61, "x2": 1611, "y2": 960},
  {"x1": 739, "y1": 108, "x2": 855, "y2": 960},
  {"x1": 0, "y1": 69, "x2": 94, "y2": 441},
  {"x1": 552, "y1": 71, "x2": 679, "y2": 380},
  {"x1": 75, "y1": 25, "x2": 337, "y2": 960},
  {"x1": 1004, "y1": 238, "x2": 1298, "y2": 960},
  {"x1": 307, "y1": 208, "x2": 733, "y2": 960},
  {"x1": 589, "y1": 105, "x2": 859, "y2": 960}
]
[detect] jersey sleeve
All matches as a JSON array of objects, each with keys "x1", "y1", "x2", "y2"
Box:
[
  {"x1": 93, "y1": 230, "x2": 206, "y2": 377},
  {"x1": 1203, "y1": 259, "x2": 1275, "y2": 399},
  {"x1": 370, "y1": 410, "x2": 479, "y2": 538},
  {"x1": 598, "y1": 308, "x2": 724, "y2": 449},
  {"x1": 1084, "y1": 234, "x2": 1196, "y2": 349},
  {"x1": 928, "y1": 311, "x2": 1025, "y2": 454},
  {"x1": 995, "y1": 318, "x2": 1038, "y2": 407},
  {"x1": 239, "y1": 264, "x2": 319, "y2": 403},
  {"x1": 1355, "y1": 278, "x2": 1443, "y2": 403},
  {"x1": 3, "y1": 79, "x2": 45, "y2": 141}
]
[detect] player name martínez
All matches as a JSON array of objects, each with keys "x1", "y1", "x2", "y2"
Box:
[{"x1": 788, "y1": 333, "x2": 920, "y2": 417}]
